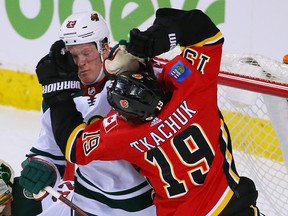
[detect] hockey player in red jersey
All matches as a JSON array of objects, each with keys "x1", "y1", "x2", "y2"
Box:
[{"x1": 35, "y1": 8, "x2": 261, "y2": 215}]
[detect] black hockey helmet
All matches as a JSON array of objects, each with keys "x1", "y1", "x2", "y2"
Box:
[{"x1": 107, "y1": 71, "x2": 166, "y2": 123}]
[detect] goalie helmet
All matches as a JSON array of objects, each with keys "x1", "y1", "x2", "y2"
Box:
[
  {"x1": 107, "y1": 71, "x2": 166, "y2": 123},
  {"x1": 59, "y1": 11, "x2": 109, "y2": 54}
]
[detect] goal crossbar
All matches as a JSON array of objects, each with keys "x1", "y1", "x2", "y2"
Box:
[{"x1": 219, "y1": 71, "x2": 288, "y2": 98}]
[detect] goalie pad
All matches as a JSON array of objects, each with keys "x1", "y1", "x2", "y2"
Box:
[
  {"x1": 0, "y1": 160, "x2": 14, "y2": 213},
  {"x1": 103, "y1": 40, "x2": 146, "y2": 78}
]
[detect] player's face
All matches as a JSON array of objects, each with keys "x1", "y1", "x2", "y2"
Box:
[{"x1": 67, "y1": 42, "x2": 108, "y2": 84}]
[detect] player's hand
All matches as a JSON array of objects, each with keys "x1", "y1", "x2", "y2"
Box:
[
  {"x1": 127, "y1": 24, "x2": 175, "y2": 58},
  {"x1": 19, "y1": 159, "x2": 56, "y2": 200},
  {"x1": 103, "y1": 40, "x2": 146, "y2": 78},
  {"x1": 36, "y1": 40, "x2": 80, "y2": 106},
  {"x1": 49, "y1": 40, "x2": 79, "y2": 74}
]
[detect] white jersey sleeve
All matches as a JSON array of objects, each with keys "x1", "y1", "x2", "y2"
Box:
[{"x1": 37, "y1": 180, "x2": 74, "y2": 216}]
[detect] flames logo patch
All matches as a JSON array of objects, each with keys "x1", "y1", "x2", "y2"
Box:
[
  {"x1": 132, "y1": 74, "x2": 143, "y2": 79},
  {"x1": 120, "y1": 100, "x2": 129, "y2": 109}
]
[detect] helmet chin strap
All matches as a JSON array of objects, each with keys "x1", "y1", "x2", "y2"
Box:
[
  {"x1": 95, "y1": 67, "x2": 104, "y2": 83},
  {"x1": 100, "y1": 53, "x2": 104, "y2": 63},
  {"x1": 82, "y1": 67, "x2": 104, "y2": 85},
  {"x1": 95, "y1": 45, "x2": 106, "y2": 82},
  {"x1": 95, "y1": 50, "x2": 105, "y2": 83}
]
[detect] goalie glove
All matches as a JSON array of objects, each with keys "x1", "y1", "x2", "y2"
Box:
[
  {"x1": 19, "y1": 158, "x2": 57, "y2": 200},
  {"x1": 0, "y1": 160, "x2": 14, "y2": 213},
  {"x1": 103, "y1": 40, "x2": 146, "y2": 78},
  {"x1": 36, "y1": 40, "x2": 81, "y2": 107}
]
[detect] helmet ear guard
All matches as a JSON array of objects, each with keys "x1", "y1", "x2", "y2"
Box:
[
  {"x1": 107, "y1": 71, "x2": 167, "y2": 123},
  {"x1": 59, "y1": 11, "x2": 110, "y2": 54}
]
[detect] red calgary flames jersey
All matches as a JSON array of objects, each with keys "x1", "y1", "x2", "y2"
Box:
[{"x1": 66, "y1": 36, "x2": 240, "y2": 215}]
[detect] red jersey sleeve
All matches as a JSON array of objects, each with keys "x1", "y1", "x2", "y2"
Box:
[{"x1": 161, "y1": 42, "x2": 223, "y2": 96}]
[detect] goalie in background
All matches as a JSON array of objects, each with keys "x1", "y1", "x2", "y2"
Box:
[
  {"x1": 0, "y1": 160, "x2": 13, "y2": 216},
  {"x1": 35, "y1": 8, "x2": 262, "y2": 215},
  {"x1": 0, "y1": 159, "x2": 74, "y2": 216}
]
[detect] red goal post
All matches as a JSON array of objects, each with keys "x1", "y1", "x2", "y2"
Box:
[{"x1": 218, "y1": 70, "x2": 288, "y2": 98}]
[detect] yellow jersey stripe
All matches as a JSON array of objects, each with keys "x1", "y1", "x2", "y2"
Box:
[
  {"x1": 220, "y1": 119, "x2": 240, "y2": 183},
  {"x1": 180, "y1": 31, "x2": 223, "y2": 50},
  {"x1": 65, "y1": 123, "x2": 86, "y2": 162},
  {"x1": 207, "y1": 186, "x2": 234, "y2": 215}
]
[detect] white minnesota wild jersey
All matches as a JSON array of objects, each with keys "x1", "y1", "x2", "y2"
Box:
[
  {"x1": 38, "y1": 179, "x2": 74, "y2": 216},
  {"x1": 28, "y1": 79, "x2": 156, "y2": 215}
]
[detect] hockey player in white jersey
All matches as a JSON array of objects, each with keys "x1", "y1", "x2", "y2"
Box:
[{"x1": 18, "y1": 11, "x2": 155, "y2": 216}]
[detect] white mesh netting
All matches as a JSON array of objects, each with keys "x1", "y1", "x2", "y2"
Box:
[{"x1": 219, "y1": 52, "x2": 288, "y2": 216}]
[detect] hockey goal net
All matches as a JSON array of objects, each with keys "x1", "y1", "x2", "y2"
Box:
[{"x1": 219, "y1": 52, "x2": 288, "y2": 216}]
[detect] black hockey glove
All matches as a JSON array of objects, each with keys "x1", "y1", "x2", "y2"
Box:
[
  {"x1": 127, "y1": 24, "x2": 177, "y2": 58},
  {"x1": 36, "y1": 40, "x2": 80, "y2": 107}
]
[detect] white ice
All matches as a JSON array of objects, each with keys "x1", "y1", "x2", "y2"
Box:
[{"x1": 0, "y1": 105, "x2": 41, "y2": 177}]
